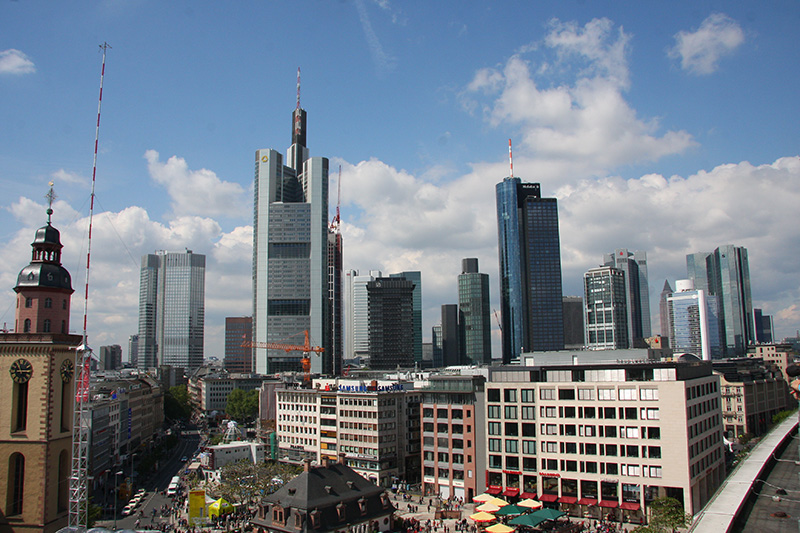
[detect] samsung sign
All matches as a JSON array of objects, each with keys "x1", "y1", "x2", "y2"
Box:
[{"x1": 338, "y1": 383, "x2": 405, "y2": 393}]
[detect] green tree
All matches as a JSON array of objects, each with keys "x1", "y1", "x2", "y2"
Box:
[
  {"x1": 214, "y1": 459, "x2": 302, "y2": 504},
  {"x1": 632, "y1": 496, "x2": 692, "y2": 533},
  {"x1": 165, "y1": 384, "x2": 192, "y2": 420},
  {"x1": 226, "y1": 389, "x2": 259, "y2": 423}
]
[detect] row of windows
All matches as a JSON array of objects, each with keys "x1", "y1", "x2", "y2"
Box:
[
  {"x1": 22, "y1": 297, "x2": 67, "y2": 309},
  {"x1": 488, "y1": 457, "x2": 663, "y2": 479},
  {"x1": 488, "y1": 386, "x2": 660, "y2": 403}
]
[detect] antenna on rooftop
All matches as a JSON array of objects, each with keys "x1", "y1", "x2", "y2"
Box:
[
  {"x1": 296, "y1": 67, "x2": 301, "y2": 109},
  {"x1": 508, "y1": 138, "x2": 514, "y2": 179}
]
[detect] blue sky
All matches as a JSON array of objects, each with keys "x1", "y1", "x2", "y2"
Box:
[{"x1": 1, "y1": 1, "x2": 799, "y2": 359}]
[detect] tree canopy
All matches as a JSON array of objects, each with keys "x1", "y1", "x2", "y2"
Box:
[
  {"x1": 214, "y1": 459, "x2": 302, "y2": 504},
  {"x1": 226, "y1": 388, "x2": 259, "y2": 423},
  {"x1": 632, "y1": 497, "x2": 692, "y2": 533},
  {"x1": 165, "y1": 384, "x2": 192, "y2": 420}
]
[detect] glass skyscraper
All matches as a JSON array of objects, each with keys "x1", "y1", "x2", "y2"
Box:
[
  {"x1": 390, "y1": 270, "x2": 422, "y2": 365},
  {"x1": 253, "y1": 97, "x2": 329, "y2": 374},
  {"x1": 137, "y1": 250, "x2": 205, "y2": 371},
  {"x1": 458, "y1": 258, "x2": 492, "y2": 364},
  {"x1": 668, "y1": 279, "x2": 721, "y2": 360},
  {"x1": 686, "y1": 245, "x2": 753, "y2": 356},
  {"x1": 603, "y1": 249, "x2": 651, "y2": 347},
  {"x1": 496, "y1": 178, "x2": 564, "y2": 362},
  {"x1": 584, "y1": 266, "x2": 628, "y2": 350}
]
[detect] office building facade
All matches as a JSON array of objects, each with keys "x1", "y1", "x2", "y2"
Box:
[
  {"x1": 99, "y1": 344, "x2": 122, "y2": 371},
  {"x1": 496, "y1": 178, "x2": 564, "y2": 362},
  {"x1": 253, "y1": 97, "x2": 329, "y2": 374},
  {"x1": 440, "y1": 304, "x2": 461, "y2": 367},
  {"x1": 390, "y1": 271, "x2": 423, "y2": 365},
  {"x1": 482, "y1": 361, "x2": 725, "y2": 518},
  {"x1": 275, "y1": 379, "x2": 420, "y2": 487},
  {"x1": 584, "y1": 266, "x2": 629, "y2": 350},
  {"x1": 603, "y1": 249, "x2": 651, "y2": 347},
  {"x1": 137, "y1": 250, "x2": 206, "y2": 371},
  {"x1": 658, "y1": 280, "x2": 673, "y2": 348},
  {"x1": 687, "y1": 245, "x2": 754, "y2": 356},
  {"x1": 668, "y1": 280, "x2": 721, "y2": 360},
  {"x1": 328, "y1": 232, "x2": 343, "y2": 375},
  {"x1": 458, "y1": 259, "x2": 492, "y2": 364},
  {"x1": 346, "y1": 270, "x2": 382, "y2": 360},
  {"x1": 562, "y1": 296, "x2": 585, "y2": 350},
  {"x1": 420, "y1": 375, "x2": 485, "y2": 501},
  {"x1": 367, "y1": 278, "x2": 414, "y2": 369},
  {"x1": 225, "y1": 316, "x2": 253, "y2": 374}
]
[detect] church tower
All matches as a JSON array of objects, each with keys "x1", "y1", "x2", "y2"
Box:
[{"x1": 0, "y1": 186, "x2": 80, "y2": 532}]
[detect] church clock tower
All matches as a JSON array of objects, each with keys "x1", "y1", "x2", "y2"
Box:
[{"x1": 0, "y1": 185, "x2": 81, "y2": 532}]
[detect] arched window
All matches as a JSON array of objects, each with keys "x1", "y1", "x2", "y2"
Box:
[
  {"x1": 62, "y1": 299, "x2": 67, "y2": 310},
  {"x1": 23, "y1": 319, "x2": 31, "y2": 333},
  {"x1": 61, "y1": 320, "x2": 66, "y2": 334},
  {"x1": 25, "y1": 297, "x2": 32, "y2": 308},
  {"x1": 43, "y1": 319, "x2": 51, "y2": 333},
  {"x1": 13, "y1": 381, "x2": 28, "y2": 432},
  {"x1": 44, "y1": 297, "x2": 52, "y2": 308},
  {"x1": 8, "y1": 453, "x2": 24, "y2": 515}
]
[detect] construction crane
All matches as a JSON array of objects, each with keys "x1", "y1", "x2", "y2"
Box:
[
  {"x1": 243, "y1": 330, "x2": 324, "y2": 385},
  {"x1": 329, "y1": 165, "x2": 342, "y2": 232},
  {"x1": 493, "y1": 308, "x2": 502, "y2": 331}
]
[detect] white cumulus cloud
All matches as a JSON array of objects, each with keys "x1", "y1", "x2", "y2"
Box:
[
  {"x1": 669, "y1": 13, "x2": 745, "y2": 75},
  {"x1": 0, "y1": 49, "x2": 36, "y2": 75},
  {"x1": 144, "y1": 150, "x2": 248, "y2": 218}
]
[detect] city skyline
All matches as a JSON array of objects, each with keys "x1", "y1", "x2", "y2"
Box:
[{"x1": 1, "y1": 3, "x2": 799, "y2": 359}]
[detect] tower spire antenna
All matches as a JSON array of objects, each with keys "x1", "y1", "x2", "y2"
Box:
[
  {"x1": 508, "y1": 138, "x2": 514, "y2": 179},
  {"x1": 45, "y1": 180, "x2": 56, "y2": 224},
  {"x1": 296, "y1": 67, "x2": 301, "y2": 109}
]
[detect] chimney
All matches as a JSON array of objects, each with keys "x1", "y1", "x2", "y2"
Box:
[
  {"x1": 303, "y1": 458, "x2": 312, "y2": 472},
  {"x1": 322, "y1": 456, "x2": 331, "y2": 468},
  {"x1": 338, "y1": 452, "x2": 347, "y2": 465}
]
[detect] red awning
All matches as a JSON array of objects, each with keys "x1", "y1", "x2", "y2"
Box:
[
  {"x1": 486, "y1": 487, "x2": 502, "y2": 495},
  {"x1": 520, "y1": 492, "x2": 537, "y2": 499},
  {"x1": 538, "y1": 494, "x2": 558, "y2": 502},
  {"x1": 620, "y1": 502, "x2": 641, "y2": 511},
  {"x1": 577, "y1": 498, "x2": 597, "y2": 506},
  {"x1": 599, "y1": 500, "x2": 619, "y2": 508},
  {"x1": 558, "y1": 496, "x2": 577, "y2": 504},
  {"x1": 503, "y1": 488, "x2": 520, "y2": 497}
]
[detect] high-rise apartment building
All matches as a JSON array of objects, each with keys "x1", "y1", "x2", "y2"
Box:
[
  {"x1": 584, "y1": 266, "x2": 629, "y2": 350},
  {"x1": 687, "y1": 245, "x2": 754, "y2": 356},
  {"x1": 137, "y1": 250, "x2": 205, "y2": 372},
  {"x1": 224, "y1": 316, "x2": 253, "y2": 373},
  {"x1": 390, "y1": 271, "x2": 422, "y2": 365},
  {"x1": 668, "y1": 280, "x2": 721, "y2": 360},
  {"x1": 253, "y1": 91, "x2": 329, "y2": 374},
  {"x1": 458, "y1": 258, "x2": 492, "y2": 364},
  {"x1": 603, "y1": 249, "x2": 651, "y2": 347},
  {"x1": 496, "y1": 179, "x2": 564, "y2": 362},
  {"x1": 345, "y1": 270, "x2": 382, "y2": 360},
  {"x1": 367, "y1": 277, "x2": 414, "y2": 369}
]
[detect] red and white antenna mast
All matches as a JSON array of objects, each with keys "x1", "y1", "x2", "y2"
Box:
[
  {"x1": 508, "y1": 138, "x2": 514, "y2": 179},
  {"x1": 69, "y1": 41, "x2": 110, "y2": 530}
]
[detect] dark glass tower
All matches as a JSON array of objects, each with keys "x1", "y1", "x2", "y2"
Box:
[
  {"x1": 496, "y1": 178, "x2": 564, "y2": 362},
  {"x1": 367, "y1": 277, "x2": 414, "y2": 369},
  {"x1": 458, "y1": 258, "x2": 492, "y2": 364}
]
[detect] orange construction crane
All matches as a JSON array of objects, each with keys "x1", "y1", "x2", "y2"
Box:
[{"x1": 242, "y1": 330, "x2": 324, "y2": 384}]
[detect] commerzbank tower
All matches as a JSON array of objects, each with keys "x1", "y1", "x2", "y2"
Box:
[{"x1": 252, "y1": 74, "x2": 332, "y2": 375}]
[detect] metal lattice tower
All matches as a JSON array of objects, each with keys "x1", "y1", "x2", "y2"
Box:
[{"x1": 68, "y1": 41, "x2": 110, "y2": 530}]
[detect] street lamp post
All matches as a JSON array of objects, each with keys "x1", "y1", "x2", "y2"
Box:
[{"x1": 113, "y1": 470, "x2": 123, "y2": 531}]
